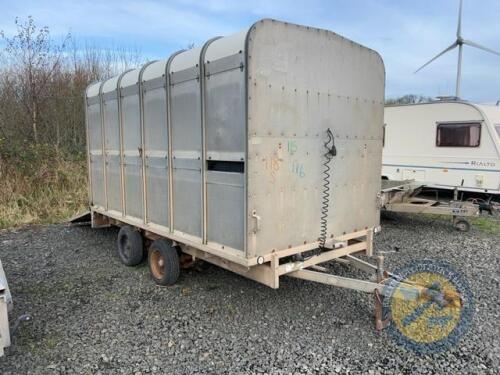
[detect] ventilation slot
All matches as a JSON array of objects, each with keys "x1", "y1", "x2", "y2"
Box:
[{"x1": 207, "y1": 160, "x2": 244, "y2": 173}]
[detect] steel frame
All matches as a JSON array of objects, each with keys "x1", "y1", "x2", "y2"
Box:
[
  {"x1": 88, "y1": 209, "x2": 422, "y2": 330},
  {"x1": 381, "y1": 181, "x2": 479, "y2": 229}
]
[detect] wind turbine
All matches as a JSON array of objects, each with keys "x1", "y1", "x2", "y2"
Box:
[{"x1": 415, "y1": 0, "x2": 500, "y2": 98}]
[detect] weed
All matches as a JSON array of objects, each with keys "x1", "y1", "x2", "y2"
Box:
[{"x1": 0, "y1": 146, "x2": 88, "y2": 229}]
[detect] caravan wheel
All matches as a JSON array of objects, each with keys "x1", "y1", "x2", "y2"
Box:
[{"x1": 454, "y1": 219, "x2": 470, "y2": 232}]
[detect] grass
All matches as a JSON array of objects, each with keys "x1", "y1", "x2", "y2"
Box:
[
  {"x1": 470, "y1": 216, "x2": 500, "y2": 234},
  {"x1": 417, "y1": 213, "x2": 500, "y2": 234},
  {"x1": 0, "y1": 144, "x2": 88, "y2": 229}
]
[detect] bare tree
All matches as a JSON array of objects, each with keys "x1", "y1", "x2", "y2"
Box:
[
  {"x1": 385, "y1": 94, "x2": 434, "y2": 105},
  {"x1": 0, "y1": 16, "x2": 70, "y2": 143},
  {"x1": 0, "y1": 16, "x2": 143, "y2": 153}
]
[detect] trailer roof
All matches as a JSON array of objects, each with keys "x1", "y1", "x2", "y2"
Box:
[
  {"x1": 86, "y1": 81, "x2": 101, "y2": 98},
  {"x1": 102, "y1": 75, "x2": 120, "y2": 93},
  {"x1": 169, "y1": 46, "x2": 203, "y2": 73},
  {"x1": 142, "y1": 60, "x2": 168, "y2": 82},
  {"x1": 204, "y1": 30, "x2": 247, "y2": 63},
  {"x1": 119, "y1": 69, "x2": 140, "y2": 88},
  {"x1": 86, "y1": 18, "x2": 383, "y2": 95}
]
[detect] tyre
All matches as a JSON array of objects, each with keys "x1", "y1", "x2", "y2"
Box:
[
  {"x1": 148, "y1": 239, "x2": 180, "y2": 286},
  {"x1": 117, "y1": 226, "x2": 144, "y2": 266},
  {"x1": 454, "y1": 219, "x2": 470, "y2": 232}
]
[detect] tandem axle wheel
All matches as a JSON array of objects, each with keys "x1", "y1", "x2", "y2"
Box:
[
  {"x1": 148, "y1": 239, "x2": 180, "y2": 286},
  {"x1": 116, "y1": 227, "x2": 181, "y2": 286}
]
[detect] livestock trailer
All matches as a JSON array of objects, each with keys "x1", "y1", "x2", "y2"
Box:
[
  {"x1": 382, "y1": 101, "x2": 500, "y2": 195},
  {"x1": 85, "y1": 19, "x2": 405, "y2": 328}
]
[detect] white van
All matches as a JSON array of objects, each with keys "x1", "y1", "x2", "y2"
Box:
[{"x1": 382, "y1": 101, "x2": 500, "y2": 195}]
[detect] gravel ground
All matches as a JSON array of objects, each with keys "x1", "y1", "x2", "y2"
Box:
[{"x1": 0, "y1": 214, "x2": 498, "y2": 374}]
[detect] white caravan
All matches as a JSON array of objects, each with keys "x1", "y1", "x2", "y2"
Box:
[{"x1": 382, "y1": 101, "x2": 500, "y2": 195}]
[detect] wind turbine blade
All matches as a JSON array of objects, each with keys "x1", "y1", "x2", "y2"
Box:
[
  {"x1": 457, "y1": 0, "x2": 463, "y2": 38},
  {"x1": 463, "y1": 39, "x2": 500, "y2": 57},
  {"x1": 414, "y1": 42, "x2": 458, "y2": 73}
]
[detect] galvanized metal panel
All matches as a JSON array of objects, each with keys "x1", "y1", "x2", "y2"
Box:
[
  {"x1": 103, "y1": 96, "x2": 122, "y2": 212},
  {"x1": 145, "y1": 162, "x2": 169, "y2": 226},
  {"x1": 124, "y1": 160, "x2": 144, "y2": 218},
  {"x1": 206, "y1": 171, "x2": 244, "y2": 250},
  {"x1": 88, "y1": 102, "x2": 102, "y2": 152},
  {"x1": 170, "y1": 49, "x2": 203, "y2": 240},
  {"x1": 121, "y1": 92, "x2": 143, "y2": 219},
  {"x1": 170, "y1": 67, "x2": 199, "y2": 85},
  {"x1": 172, "y1": 168, "x2": 202, "y2": 237},
  {"x1": 203, "y1": 44, "x2": 247, "y2": 252},
  {"x1": 90, "y1": 154, "x2": 105, "y2": 207},
  {"x1": 103, "y1": 98, "x2": 120, "y2": 150},
  {"x1": 170, "y1": 81, "x2": 202, "y2": 157},
  {"x1": 105, "y1": 154, "x2": 122, "y2": 211},
  {"x1": 246, "y1": 20, "x2": 385, "y2": 256},
  {"x1": 205, "y1": 53, "x2": 243, "y2": 76},
  {"x1": 143, "y1": 77, "x2": 165, "y2": 91},
  {"x1": 87, "y1": 101, "x2": 105, "y2": 207},
  {"x1": 143, "y1": 85, "x2": 169, "y2": 226},
  {"x1": 205, "y1": 53, "x2": 246, "y2": 160},
  {"x1": 143, "y1": 88, "x2": 167, "y2": 152},
  {"x1": 102, "y1": 91, "x2": 118, "y2": 101}
]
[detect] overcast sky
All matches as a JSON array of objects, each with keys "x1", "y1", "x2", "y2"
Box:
[{"x1": 1, "y1": 0, "x2": 499, "y2": 102}]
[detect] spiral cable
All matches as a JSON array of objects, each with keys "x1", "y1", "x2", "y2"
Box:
[{"x1": 319, "y1": 128, "x2": 336, "y2": 249}]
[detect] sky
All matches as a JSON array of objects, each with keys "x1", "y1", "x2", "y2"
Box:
[{"x1": 1, "y1": 0, "x2": 500, "y2": 102}]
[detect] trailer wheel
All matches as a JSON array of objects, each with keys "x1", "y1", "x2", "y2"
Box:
[
  {"x1": 454, "y1": 219, "x2": 470, "y2": 232},
  {"x1": 117, "y1": 226, "x2": 144, "y2": 266},
  {"x1": 148, "y1": 240, "x2": 180, "y2": 286}
]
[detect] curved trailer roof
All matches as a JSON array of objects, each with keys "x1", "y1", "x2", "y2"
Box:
[
  {"x1": 86, "y1": 28, "x2": 249, "y2": 97},
  {"x1": 86, "y1": 19, "x2": 380, "y2": 98}
]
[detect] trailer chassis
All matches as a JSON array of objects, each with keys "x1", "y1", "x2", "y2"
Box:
[
  {"x1": 82, "y1": 210, "x2": 435, "y2": 330},
  {"x1": 381, "y1": 181, "x2": 479, "y2": 231}
]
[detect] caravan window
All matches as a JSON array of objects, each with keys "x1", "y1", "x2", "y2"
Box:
[
  {"x1": 495, "y1": 124, "x2": 500, "y2": 138},
  {"x1": 436, "y1": 122, "x2": 481, "y2": 147}
]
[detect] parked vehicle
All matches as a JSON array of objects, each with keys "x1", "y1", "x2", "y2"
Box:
[
  {"x1": 382, "y1": 101, "x2": 500, "y2": 195},
  {"x1": 84, "y1": 18, "x2": 427, "y2": 329}
]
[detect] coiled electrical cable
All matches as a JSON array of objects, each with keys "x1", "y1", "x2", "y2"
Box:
[{"x1": 319, "y1": 128, "x2": 336, "y2": 249}]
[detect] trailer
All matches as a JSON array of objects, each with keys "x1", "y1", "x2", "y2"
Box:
[
  {"x1": 84, "y1": 19, "x2": 428, "y2": 328},
  {"x1": 380, "y1": 180, "x2": 479, "y2": 231},
  {"x1": 382, "y1": 101, "x2": 500, "y2": 195}
]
